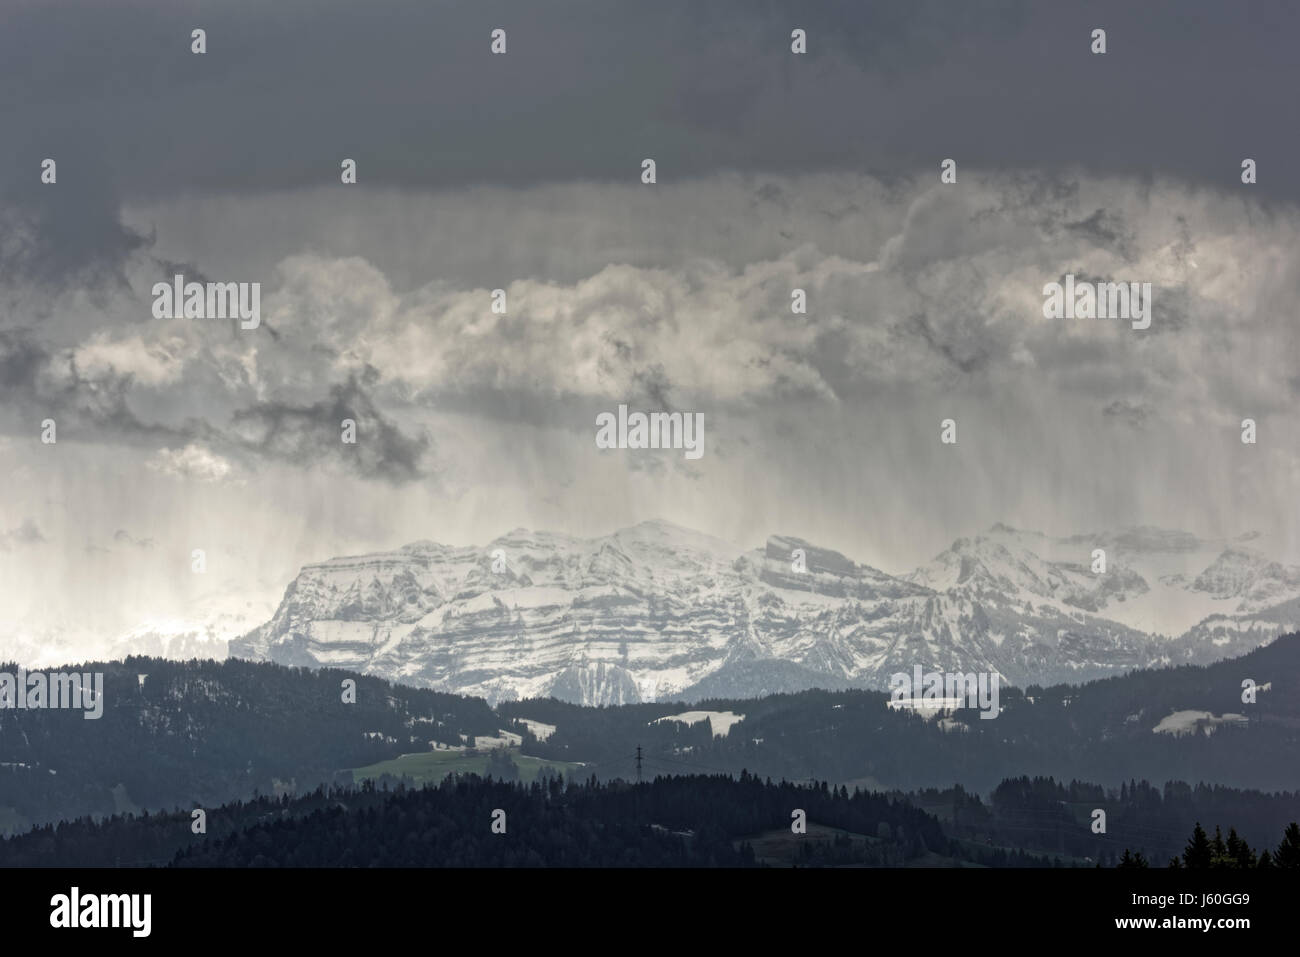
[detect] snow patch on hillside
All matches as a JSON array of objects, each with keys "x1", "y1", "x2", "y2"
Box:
[
  {"x1": 652, "y1": 710, "x2": 746, "y2": 737},
  {"x1": 515, "y1": 718, "x2": 556, "y2": 741},
  {"x1": 1152, "y1": 710, "x2": 1248, "y2": 736}
]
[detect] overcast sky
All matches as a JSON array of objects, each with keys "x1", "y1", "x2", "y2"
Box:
[{"x1": 1, "y1": 0, "x2": 1297, "y2": 662}]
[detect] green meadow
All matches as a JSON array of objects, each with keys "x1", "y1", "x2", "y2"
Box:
[{"x1": 351, "y1": 748, "x2": 581, "y2": 786}]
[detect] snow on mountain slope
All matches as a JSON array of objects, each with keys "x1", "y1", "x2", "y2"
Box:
[
  {"x1": 905, "y1": 531, "x2": 1150, "y2": 615},
  {"x1": 228, "y1": 521, "x2": 1300, "y2": 705},
  {"x1": 1190, "y1": 547, "x2": 1300, "y2": 610},
  {"x1": 966, "y1": 525, "x2": 1300, "y2": 637}
]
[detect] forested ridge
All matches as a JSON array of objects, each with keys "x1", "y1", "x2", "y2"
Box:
[
  {"x1": 2, "y1": 635, "x2": 1297, "y2": 856},
  {"x1": 5, "y1": 766, "x2": 1297, "y2": 868},
  {"x1": 0, "y1": 772, "x2": 985, "y2": 867},
  {"x1": 506, "y1": 633, "x2": 1300, "y2": 793},
  {"x1": 0, "y1": 656, "x2": 498, "y2": 830}
]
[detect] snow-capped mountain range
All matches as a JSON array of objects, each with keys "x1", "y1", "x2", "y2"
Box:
[{"x1": 227, "y1": 521, "x2": 1300, "y2": 705}]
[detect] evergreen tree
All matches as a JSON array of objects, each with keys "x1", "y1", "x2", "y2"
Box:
[
  {"x1": 484, "y1": 747, "x2": 520, "y2": 782},
  {"x1": 1276, "y1": 822, "x2": 1300, "y2": 868},
  {"x1": 1182, "y1": 822, "x2": 1212, "y2": 869},
  {"x1": 1209, "y1": 824, "x2": 1229, "y2": 867},
  {"x1": 1226, "y1": 827, "x2": 1255, "y2": 868},
  {"x1": 1117, "y1": 848, "x2": 1149, "y2": 869}
]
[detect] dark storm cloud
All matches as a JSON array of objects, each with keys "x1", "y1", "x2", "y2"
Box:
[
  {"x1": 1, "y1": 132, "x2": 150, "y2": 288},
  {"x1": 1, "y1": 0, "x2": 1296, "y2": 201},
  {"x1": 1102, "y1": 399, "x2": 1151, "y2": 429},
  {"x1": 228, "y1": 377, "x2": 432, "y2": 482},
  {"x1": 903, "y1": 313, "x2": 994, "y2": 376},
  {"x1": 0, "y1": 1, "x2": 1291, "y2": 495},
  {"x1": 0, "y1": 329, "x2": 45, "y2": 392},
  {"x1": 0, "y1": 328, "x2": 177, "y2": 439},
  {"x1": 0, "y1": 328, "x2": 432, "y2": 482},
  {"x1": 1063, "y1": 209, "x2": 1133, "y2": 260},
  {"x1": 151, "y1": 259, "x2": 212, "y2": 287},
  {"x1": 630, "y1": 366, "x2": 677, "y2": 412}
]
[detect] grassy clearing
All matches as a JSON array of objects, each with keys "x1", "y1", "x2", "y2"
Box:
[{"x1": 350, "y1": 748, "x2": 581, "y2": 785}]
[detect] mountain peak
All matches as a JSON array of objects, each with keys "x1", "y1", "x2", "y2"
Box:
[{"x1": 225, "y1": 518, "x2": 1300, "y2": 706}]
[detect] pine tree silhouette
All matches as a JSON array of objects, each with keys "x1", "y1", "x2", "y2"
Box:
[
  {"x1": 1276, "y1": 822, "x2": 1300, "y2": 868},
  {"x1": 1226, "y1": 827, "x2": 1255, "y2": 868},
  {"x1": 1183, "y1": 822, "x2": 1212, "y2": 868}
]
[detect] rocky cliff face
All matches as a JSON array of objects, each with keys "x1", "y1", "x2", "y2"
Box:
[{"x1": 230, "y1": 521, "x2": 1300, "y2": 704}]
